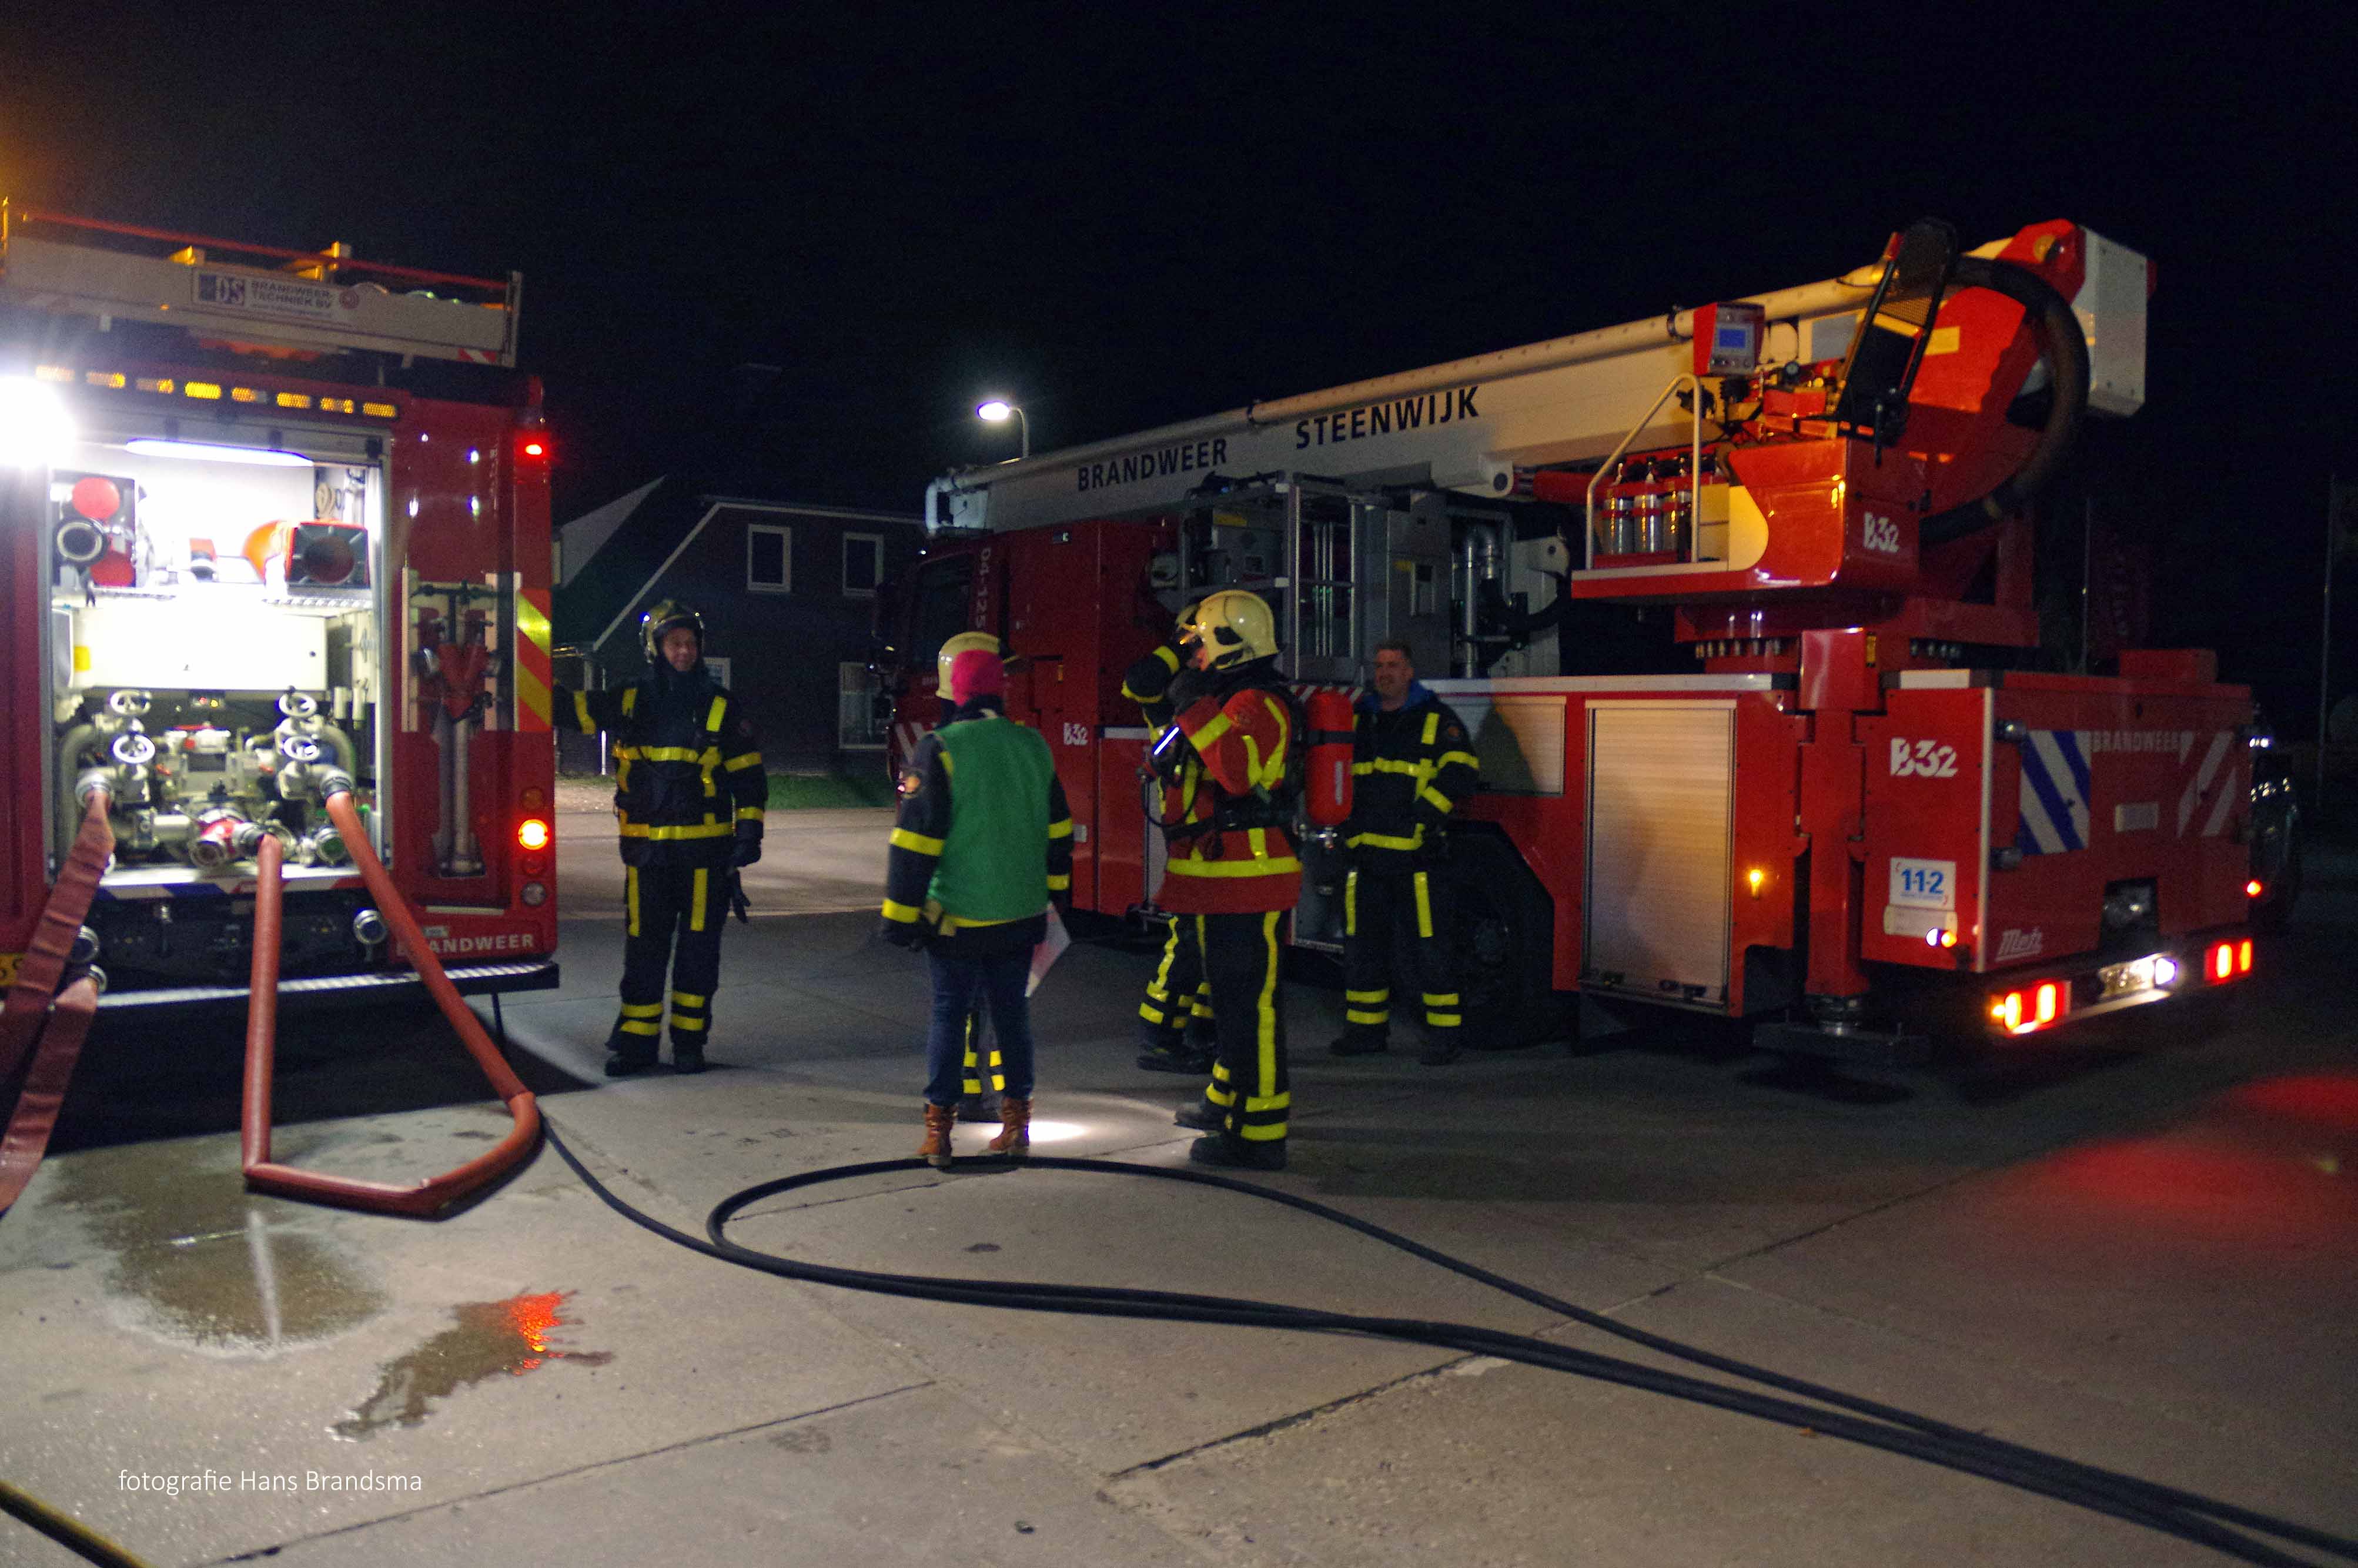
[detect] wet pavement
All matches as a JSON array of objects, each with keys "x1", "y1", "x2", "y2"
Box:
[{"x1": 1, "y1": 813, "x2": 2353, "y2": 1566}]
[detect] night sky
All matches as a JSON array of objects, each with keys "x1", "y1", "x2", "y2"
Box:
[{"x1": 3, "y1": 8, "x2": 2350, "y2": 723}]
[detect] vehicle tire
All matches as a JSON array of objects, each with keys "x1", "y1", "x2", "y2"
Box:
[{"x1": 1439, "y1": 828, "x2": 1561, "y2": 1048}]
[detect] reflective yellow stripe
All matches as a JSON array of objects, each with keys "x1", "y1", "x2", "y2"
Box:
[
  {"x1": 1046, "y1": 873, "x2": 1071, "y2": 891},
  {"x1": 725, "y1": 751, "x2": 764, "y2": 772},
  {"x1": 671, "y1": 991, "x2": 707, "y2": 1008},
  {"x1": 573, "y1": 690, "x2": 597, "y2": 734},
  {"x1": 1418, "y1": 784, "x2": 1457, "y2": 814},
  {"x1": 1413, "y1": 871, "x2": 1434, "y2": 938},
  {"x1": 1155, "y1": 644, "x2": 1180, "y2": 671},
  {"x1": 891, "y1": 828, "x2": 945, "y2": 855},
  {"x1": 1427, "y1": 1014, "x2": 1461, "y2": 1027},
  {"x1": 618, "y1": 821, "x2": 734, "y2": 840},
  {"x1": 1189, "y1": 712, "x2": 1232, "y2": 753},
  {"x1": 691, "y1": 868, "x2": 709, "y2": 932},
  {"x1": 1140, "y1": 1001, "x2": 1173, "y2": 1024},
  {"x1": 1258, "y1": 696, "x2": 1290, "y2": 788},
  {"x1": 737, "y1": 807, "x2": 765, "y2": 822},
  {"x1": 1344, "y1": 869, "x2": 1356, "y2": 935},
  {"x1": 1166, "y1": 855, "x2": 1302, "y2": 878},
  {"x1": 1255, "y1": 910, "x2": 1282, "y2": 1105},
  {"x1": 626, "y1": 867, "x2": 640, "y2": 937},
  {"x1": 618, "y1": 1019, "x2": 660, "y2": 1036},
  {"x1": 620, "y1": 1001, "x2": 663, "y2": 1018},
  {"x1": 1422, "y1": 993, "x2": 1460, "y2": 1005},
  {"x1": 622, "y1": 687, "x2": 638, "y2": 716},
  {"x1": 1244, "y1": 1091, "x2": 1291, "y2": 1112},
  {"x1": 881, "y1": 900, "x2": 923, "y2": 923},
  {"x1": 637, "y1": 745, "x2": 708, "y2": 762},
  {"x1": 1359, "y1": 757, "x2": 1424, "y2": 777},
  {"x1": 1422, "y1": 711, "x2": 1439, "y2": 745},
  {"x1": 1436, "y1": 750, "x2": 1479, "y2": 772},
  {"x1": 707, "y1": 697, "x2": 728, "y2": 733},
  {"x1": 1346, "y1": 1009, "x2": 1389, "y2": 1025},
  {"x1": 938, "y1": 748, "x2": 954, "y2": 777},
  {"x1": 1347, "y1": 829, "x2": 1422, "y2": 852},
  {"x1": 671, "y1": 1014, "x2": 707, "y2": 1031},
  {"x1": 1345, "y1": 988, "x2": 1388, "y2": 1002},
  {"x1": 1047, "y1": 818, "x2": 1073, "y2": 839}
]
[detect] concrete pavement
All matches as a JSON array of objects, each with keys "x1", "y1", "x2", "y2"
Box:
[{"x1": 1, "y1": 813, "x2": 2353, "y2": 1566}]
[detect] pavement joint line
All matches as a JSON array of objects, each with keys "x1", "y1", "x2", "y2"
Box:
[
  {"x1": 197, "y1": 1379, "x2": 941, "y2": 1566},
  {"x1": 1110, "y1": 1353, "x2": 1487, "y2": 1479}
]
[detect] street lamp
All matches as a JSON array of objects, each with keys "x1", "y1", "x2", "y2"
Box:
[{"x1": 976, "y1": 399, "x2": 1028, "y2": 460}]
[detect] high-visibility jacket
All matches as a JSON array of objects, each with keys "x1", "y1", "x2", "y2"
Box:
[
  {"x1": 1159, "y1": 668, "x2": 1300, "y2": 915},
  {"x1": 1343, "y1": 685, "x2": 1477, "y2": 874},
  {"x1": 561, "y1": 669, "x2": 766, "y2": 868},
  {"x1": 881, "y1": 702, "x2": 1073, "y2": 951}
]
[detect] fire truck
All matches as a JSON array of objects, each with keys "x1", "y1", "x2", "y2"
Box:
[
  {"x1": 880, "y1": 219, "x2": 2280, "y2": 1061},
  {"x1": 0, "y1": 205, "x2": 560, "y2": 1013}
]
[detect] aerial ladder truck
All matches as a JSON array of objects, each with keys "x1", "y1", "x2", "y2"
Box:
[{"x1": 883, "y1": 218, "x2": 2282, "y2": 1060}]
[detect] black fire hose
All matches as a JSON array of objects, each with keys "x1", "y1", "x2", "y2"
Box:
[
  {"x1": 1917, "y1": 254, "x2": 2093, "y2": 546},
  {"x1": 540, "y1": 1120, "x2": 2354, "y2": 1568}
]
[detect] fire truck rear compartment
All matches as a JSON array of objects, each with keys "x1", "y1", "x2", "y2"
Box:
[{"x1": 41, "y1": 431, "x2": 388, "y2": 989}]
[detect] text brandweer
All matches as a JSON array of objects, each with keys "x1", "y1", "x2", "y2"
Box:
[
  {"x1": 1076, "y1": 438, "x2": 1231, "y2": 493},
  {"x1": 1296, "y1": 386, "x2": 1482, "y2": 450}
]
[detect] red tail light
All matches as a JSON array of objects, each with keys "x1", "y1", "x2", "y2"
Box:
[
  {"x1": 1991, "y1": 979, "x2": 2068, "y2": 1035},
  {"x1": 2204, "y1": 939, "x2": 2253, "y2": 984},
  {"x1": 517, "y1": 817, "x2": 551, "y2": 851}
]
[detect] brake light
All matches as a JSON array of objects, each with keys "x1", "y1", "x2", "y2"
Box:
[
  {"x1": 2203, "y1": 939, "x2": 2254, "y2": 983},
  {"x1": 2246, "y1": 879, "x2": 2263, "y2": 898},
  {"x1": 517, "y1": 817, "x2": 551, "y2": 851},
  {"x1": 1991, "y1": 979, "x2": 2067, "y2": 1035},
  {"x1": 2237, "y1": 939, "x2": 2253, "y2": 974}
]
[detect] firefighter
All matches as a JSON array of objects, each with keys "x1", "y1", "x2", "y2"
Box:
[
  {"x1": 1330, "y1": 638, "x2": 1479, "y2": 1065},
  {"x1": 879, "y1": 647, "x2": 1073, "y2": 1167},
  {"x1": 1121, "y1": 599, "x2": 1215, "y2": 1075},
  {"x1": 554, "y1": 601, "x2": 767, "y2": 1076},
  {"x1": 1149, "y1": 589, "x2": 1299, "y2": 1171},
  {"x1": 933, "y1": 628, "x2": 1014, "y2": 1115}
]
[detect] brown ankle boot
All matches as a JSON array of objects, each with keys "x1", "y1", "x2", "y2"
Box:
[
  {"x1": 986, "y1": 1095, "x2": 1032, "y2": 1160},
  {"x1": 919, "y1": 1102, "x2": 956, "y2": 1169}
]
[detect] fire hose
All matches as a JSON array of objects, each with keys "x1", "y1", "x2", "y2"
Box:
[
  {"x1": 240, "y1": 780, "x2": 540, "y2": 1215},
  {"x1": 0, "y1": 791, "x2": 115, "y2": 1215}
]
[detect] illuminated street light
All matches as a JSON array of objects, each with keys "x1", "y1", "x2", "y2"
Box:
[
  {"x1": 0, "y1": 376, "x2": 75, "y2": 467},
  {"x1": 976, "y1": 399, "x2": 1028, "y2": 460}
]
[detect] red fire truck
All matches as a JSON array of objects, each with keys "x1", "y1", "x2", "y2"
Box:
[
  {"x1": 882, "y1": 219, "x2": 2284, "y2": 1061},
  {"x1": 0, "y1": 206, "x2": 560, "y2": 1012}
]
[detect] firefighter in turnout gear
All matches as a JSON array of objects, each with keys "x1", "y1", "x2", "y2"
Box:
[
  {"x1": 881, "y1": 647, "x2": 1073, "y2": 1167},
  {"x1": 1149, "y1": 589, "x2": 1298, "y2": 1171},
  {"x1": 556, "y1": 600, "x2": 767, "y2": 1076},
  {"x1": 1121, "y1": 599, "x2": 1215, "y2": 1075},
  {"x1": 1330, "y1": 639, "x2": 1479, "y2": 1065}
]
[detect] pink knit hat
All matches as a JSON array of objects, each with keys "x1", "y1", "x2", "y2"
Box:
[{"x1": 948, "y1": 648, "x2": 1006, "y2": 705}]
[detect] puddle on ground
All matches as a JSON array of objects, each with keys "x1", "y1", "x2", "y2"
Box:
[
  {"x1": 332, "y1": 1290, "x2": 611, "y2": 1440},
  {"x1": 46, "y1": 1144, "x2": 387, "y2": 1354}
]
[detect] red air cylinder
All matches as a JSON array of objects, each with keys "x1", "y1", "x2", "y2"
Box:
[{"x1": 1305, "y1": 687, "x2": 1356, "y2": 827}]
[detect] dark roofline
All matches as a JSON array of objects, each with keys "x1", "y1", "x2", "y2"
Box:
[{"x1": 694, "y1": 496, "x2": 922, "y2": 527}]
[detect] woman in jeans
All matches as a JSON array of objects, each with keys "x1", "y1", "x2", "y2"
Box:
[{"x1": 877, "y1": 648, "x2": 1072, "y2": 1166}]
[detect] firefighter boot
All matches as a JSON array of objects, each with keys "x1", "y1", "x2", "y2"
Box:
[
  {"x1": 1173, "y1": 1098, "x2": 1222, "y2": 1132},
  {"x1": 672, "y1": 1044, "x2": 707, "y2": 1074},
  {"x1": 1188, "y1": 1132, "x2": 1286, "y2": 1171},
  {"x1": 986, "y1": 1096, "x2": 1032, "y2": 1161},
  {"x1": 919, "y1": 1102, "x2": 956, "y2": 1170},
  {"x1": 604, "y1": 1032, "x2": 657, "y2": 1077}
]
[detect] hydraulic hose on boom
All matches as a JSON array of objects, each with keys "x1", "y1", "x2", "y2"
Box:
[{"x1": 240, "y1": 776, "x2": 540, "y2": 1216}]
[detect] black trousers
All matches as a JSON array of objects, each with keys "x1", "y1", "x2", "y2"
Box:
[
  {"x1": 1137, "y1": 915, "x2": 1212, "y2": 1048},
  {"x1": 1195, "y1": 910, "x2": 1289, "y2": 1145},
  {"x1": 610, "y1": 861, "x2": 731, "y2": 1060},
  {"x1": 1341, "y1": 868, "x2": 1461, "y2": 1040}
]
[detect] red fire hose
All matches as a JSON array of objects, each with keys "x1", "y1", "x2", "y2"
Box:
[
  {"x1": 0, "y1": 792, "x2": 116, "y2": 1215},
  {"x1": 240, "y1": 787, "x2": 540, "y2": 1215}
]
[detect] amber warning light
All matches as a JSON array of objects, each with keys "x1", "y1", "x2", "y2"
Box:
[{"x1": 517, "y1": 818, "x2": 551, "y2": 851}]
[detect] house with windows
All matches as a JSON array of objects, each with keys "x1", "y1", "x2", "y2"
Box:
[{"x1": 553, "y1": 479, "x2": 924, "y2": 773}]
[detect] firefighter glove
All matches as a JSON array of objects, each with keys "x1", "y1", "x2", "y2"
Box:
[
  {"x1": 731, "y1": 833, "x2": 762, "y2": 868},
  {"x1": 879, "y1": 918, "x2": 928, "y2": 951},
  {"x1": 1163, "y1": 664, "x2": 1216, "y2": 714}
]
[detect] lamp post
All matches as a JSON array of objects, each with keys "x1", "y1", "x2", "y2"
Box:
[{"x1": 976, "y1": 399, "x2": 1028, "y2": 460}]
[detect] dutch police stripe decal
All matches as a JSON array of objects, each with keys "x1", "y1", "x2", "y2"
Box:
[{"x1": 2015, "y1": 729, "x2": 2091, "y2": 855}]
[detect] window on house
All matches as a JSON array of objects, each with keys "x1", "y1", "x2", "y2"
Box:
[
  {"x1": 747, "y1": 524, "x2": 791, "y2": 593},
  {"x1": 839, "y1": 661, "x2": 889, "y2": 749},
  {"x1": 843, "y1": 532, "x2": 884, "y2": 597}
]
